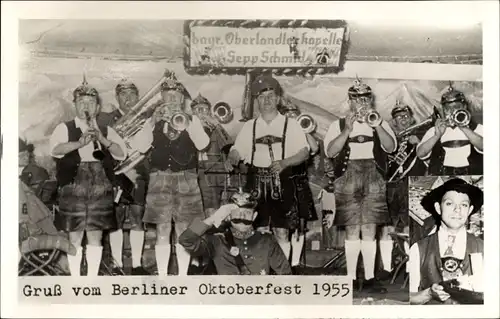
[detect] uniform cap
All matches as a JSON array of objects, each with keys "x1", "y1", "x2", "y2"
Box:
[{"x1": 251, "y1": 75, "x2": 282, "y2": 96}]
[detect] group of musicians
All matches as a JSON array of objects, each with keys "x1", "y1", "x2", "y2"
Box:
[{"x1": 45, "y1": 72, "x2": 483, "y2": 294}]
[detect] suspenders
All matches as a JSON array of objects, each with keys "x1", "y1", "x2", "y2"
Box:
[{"x1": 250, "y1": 116, "x2": 288, "y2": 166}]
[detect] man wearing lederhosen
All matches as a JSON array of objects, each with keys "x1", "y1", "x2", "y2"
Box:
[
  {"x1": 225, "y1": 74, "x2": 310, "y2": 265},
  {"x1": 136, "y1": 75, "x2": 210, "y2": 276},
  {"x1": 416, "y1": 85, "x2": 483, "y2": 176},
  {"x1": 379, "y1": 102, "x2": 428, "y2": 280},
  {"x1": 323, "y1": 79, "x2": 396, "y2": 292},
  {"x1": 50, "y1": 78, "x2": 127, "y2": 276},
  {"x1": 97, "y1": 79, "x2": 150, "y2": 275}
]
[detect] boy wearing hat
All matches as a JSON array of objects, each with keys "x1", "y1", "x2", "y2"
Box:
[
  {"x1": 323, "y1": 79, "x2": 396, "y2": 292},
  {"x1": 416, "y1": 86, "x2": 483, "y2": 176},
  {"x1": 225, "y1": 74, "x2": 310, "y2": 266},
  {"x1": 379, "y1": 102, "x2": 428, "y2": 279},
  {"x1": 409, "y1": 178, "x2": 484, "y2": 304},
  {"x1": 135, "y1": 74, "x2": 210, "y2": 276},
  {"x1": 179, "y1": 191, "x2": 292, "y2": 275},
  {"x1": 97, "y1": 79, "x2": 150, "y2": 275},
  {"x1": 49, "y1": 78, "x2": 127, "y2": 276}
]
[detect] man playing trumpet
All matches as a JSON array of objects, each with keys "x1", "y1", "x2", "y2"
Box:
[
  {"x1": 136, "y1": 76, "x2": 210, "y2": 276},
  {"x1": 323, "y1": 79, "x2": 396, "y2": 292},
  {"x1": 225, "y1": 74, "x2": 310, "y2": 266},
  {"x1": 416, "y1": 85, "x2": 483, "y2": 176},
  {"x1": 50, "y1": 78, "x2": 127, "y2": 276}
]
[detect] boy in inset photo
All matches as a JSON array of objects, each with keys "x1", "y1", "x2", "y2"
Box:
[{"x1": 409, "y1": 178, "x2": 484, "y2": 305}]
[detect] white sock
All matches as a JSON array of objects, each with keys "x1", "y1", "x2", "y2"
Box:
[
  {"x1": 109, "y1": 229, "x2": 123, "y2": 267},
  {"x1": 404, "y1": 241, "x2": 410, "y2": 273},
  {"x1": 291, "y1": 235, "x2": 305, "y2": 266},
  {"x1": 129, "y1": 230, "x2": 145, "y2": 268},
  {"x1": 379, "y1": 240, "x2": 394, "y2": 272},
  {"x1": 361, "y1": 240, "x2": 377, "y2": 280},
  {"x1": 68, "y1": 246, "x2": 83, "y2": 277},
  {"x1": 176, "y1": 244, "x2": 191, "y2": 276},
  {"x1": 86, "y1": 245, "x2": 103, "y2": 277},
  {"x1": 278, "y1": 241, "x2": 291, "y2": 262},
  {"x1": 344, "y1": 240, "x2": 361, "y2": 280},
  {"x1": 155, "y1": 244, "x2": 170, "y2": 276}
]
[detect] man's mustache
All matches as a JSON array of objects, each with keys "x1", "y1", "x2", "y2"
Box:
[{"x1": 230, "y1": 218, "x2": 253, "y2": 225}]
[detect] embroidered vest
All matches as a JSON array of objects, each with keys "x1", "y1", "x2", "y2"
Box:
[
  {"x1": 149, "y1": 120, "x2": 198, "y2": 171},
  {"x1": 55, "y1": 120, "x2": 115, "y2": 187},
  {"x1": 417, "y1": 232, "x2": 484, "y2": 291},
  {"x1": 428, "y1": 121, "x2": 483, "y2": 175}
]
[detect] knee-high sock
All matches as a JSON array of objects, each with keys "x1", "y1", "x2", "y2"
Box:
[
  {"x1": 86, "y1": 245, "x2": 103, "y2": 277},
  {"x1": 291, "y1": 235, "x2": 305, "y2": 266},
  {"x1": 379, "y1": 240, "x2": 394, "y2": 272},
  {"x1": 155, "y1": 244, "x2": 170, "y2": 276},
  {"x1": 404, "y1": 241, "x2": 410, "y2": 273},
  {"x1": 68, "y1": 246, "x2": 83, "y2": 277},
  {"x1": 176, "y1": 244, "x2": 191, "y2": 276},
  {"x1": 109, "y1": 229, "x2": 123, "y2": 267},
  {"x1": 344, "y1": 240, "x2": 361, "y2": 280},
  {"x1": 278, "y1": 241, "x2": 291, "y2": 262},
  {"x1": 129, "y1": 230, "x2": 144, "y2": 268},
  {"x1": 360, "y1": 240, "x2": 377, "y2": 280}
]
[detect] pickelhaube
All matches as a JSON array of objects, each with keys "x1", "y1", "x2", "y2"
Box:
[
  {"x1": 19, "y1": 138, "x2": 34, "y2": 153},
  {"x1": 347, "y1": 77, "x2": 372, "y2": 99},
  {"x1": 190, "y1": 93, "x2": 211, "y2": 109},
  {"x1": 441, "y1": 84, "x2": 466, "y2": 105},
  {"x1": 391, "y1": 100, "x2": 414, "y2": 118},
  {"x1": 230, "y1": 189, "x2": 258, "y2": 209},
  {"x1": 73, "y1": 75, "x2": 99, "y2": 102},
  {"x1": 251, "y1": 75, "x2": 282, "y2": 96},
  {"x1": 115, "y1": 78, "x2": 138, "y2": 95},
  {"x1": 160, "y1": 71, "x2": 191, "y2": 99}
]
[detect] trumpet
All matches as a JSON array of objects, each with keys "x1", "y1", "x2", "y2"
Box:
[
  {"x1": 84, "y1": 111, "x2": 105, "y2": 161},
  {"x1": 355, "y1": 108, "x2": 382, "y2": 127},
  {"x1": 297, "y1": 114, "x2": 317, "y2": 134},
  {"x1": 211, "y1": 102, "x2": 234, "y2": 124},
  {"x1": 170, "y1": 111, "x2": 190, "y2": 132},
  {"x1": 447, "y1": 109, "x2": 471, "y2": 127}
]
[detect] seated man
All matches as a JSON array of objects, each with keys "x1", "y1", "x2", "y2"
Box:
[
  {"x1": 409, "y1": 178, "x2": 484, "y2": 304},
  {"x1": 178, "y1": 190, "x2": 292, "y2": 275}
]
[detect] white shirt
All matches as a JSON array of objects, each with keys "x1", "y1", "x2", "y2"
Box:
[
  {"x1": 323, "y1": 119, "x2": 396, "y2": 159},
  {"x1": 418, "y1": 124, "x2": 483, "y2": 168},
  {"x1": 231, "y1": 113, "x2": 309, "y2": 168},
  {"x1": 409, "y1": 226, "x2": 468, "y2": 293},
  {"x1": 50, "y1": 117, "x2": 127, "y2": 161},
  {"x1": 131, "y1": 115, "x2": 209, "y2": 152}
]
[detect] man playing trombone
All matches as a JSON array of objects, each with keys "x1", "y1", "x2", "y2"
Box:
[
  {"x1": 135, "y1": 75, "x2": 210, "y2": 276},
  {"x1": 323, "y1": 79, "x2": 396, "y2": 292},
  {"x1": 49, "y1": 77, "x2": 127, "y2": 277},
  {"x1": 224, "y1": 74, "x2": 310, "y2": 268},
  {"x1": 416, "y1": 85, "x2": 483, "y2": 176}
]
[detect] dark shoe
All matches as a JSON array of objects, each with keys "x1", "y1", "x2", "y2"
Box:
[
  {"x1": 110, "y1": 265, "x2": 126, "y2": 276},
  {"x1": 362, "y1": 278, "x2": 388, "y2": 294},
  {"x1": 131, "y1": 266, "x2": 150, "y2": 276},
  {"x1": 377, "y1": 269, "x2": 393, "y2": 282}
]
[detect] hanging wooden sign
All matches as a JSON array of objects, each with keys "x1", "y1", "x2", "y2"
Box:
[{"x1": 183, "y1": 20, "x2": 349, "y2": 76}]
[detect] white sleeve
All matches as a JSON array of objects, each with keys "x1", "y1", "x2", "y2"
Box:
[
  {"x1": 186, "y1": 115, "x2": 210, "y2": 150},
  {"x1": 409, "y1": 243, "x2": 421, "y2": 293},
  {"x1": 380, "y1": 120, "x2": 397, "y2": 153},
  {"x1": 230, "y1": 121, "x2": 253, "y2": 163},
  {"x1": 106, "y1": 127, "x2": 128, "y2": 161},
  {"x1": 323, "y1": 120, "x2": 341, "y2": 157},
  {"x1": 416, "y1": 127, "x2": 436, "y2": 160},
  {"x1": 128, "y1": 120, "x2": 154, "y2": 153},
  {"x1": 49, "y1": 123, "x2": 69, "y2": 159},
  {"x1": 285, "y1": 118, "x2": 310, "y2": 155},
  {"x1": 474, "y1": 124, "x2": 483, "y2": 154}
]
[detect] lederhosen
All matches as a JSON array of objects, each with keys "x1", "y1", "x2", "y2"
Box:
[
  {"x1": 54, "y1": 120, "x2": 117, "y2": 232},
  {"x1": 142, "y1": 120, "x2": 205, "y2": 229},
  {"x1": 330, "y1": 118, "x2": 390, "y2": 226},
  {"x1": 417, "y1": 232, "x2": 483, "y2": 304},
  {"x1": 245, "y1": 117, "x2": 296, "y2": 229},
  {"x1": 428, "y1": 121, "x2": 483, "y2": 176}
]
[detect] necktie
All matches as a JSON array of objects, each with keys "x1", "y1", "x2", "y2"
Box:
[{"x1": 444, "y1": 235, "x2": 456, "y2": 256}]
